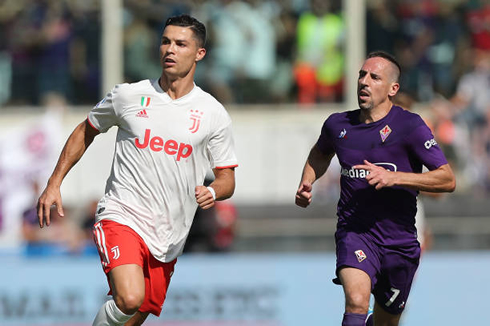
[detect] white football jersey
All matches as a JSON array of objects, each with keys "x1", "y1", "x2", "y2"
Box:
[{"x1": 88, "y1": 79, "x2": 238, "y2": 262}]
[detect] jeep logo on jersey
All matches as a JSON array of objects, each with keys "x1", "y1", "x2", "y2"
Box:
[
  {"x1": 135, "y1": 129, "x2": 193, "y2": 161},
  {"x1": 341, "y1": 162, "x2": 398, "y2": 178}
]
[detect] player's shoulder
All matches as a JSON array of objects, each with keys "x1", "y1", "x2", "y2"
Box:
[
  {"x1": 391, "y1": 105, "x2": 426, "y2": 129},
  {"x1": 108, "y1": 79, "x2": 155, "y2": 102},
  {"x1": 325, "y1": 109, "x2": 359, "y2": 126},
  {"x1": 193, "y1": 86, "x2": 223, "y2": 106},
  {"x1": 114, "y1": 79, "x2": 154, "y2": 94},
  {"x1": 192, "y1": 86, "x2": 228, "y2": 113}
]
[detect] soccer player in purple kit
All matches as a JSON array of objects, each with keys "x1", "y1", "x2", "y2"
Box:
[{"x1": 295, "y1": 51, "x2": 456, "y2": 326}]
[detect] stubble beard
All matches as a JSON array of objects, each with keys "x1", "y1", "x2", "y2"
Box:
[{"x1": 358, "y1": 99, "x2": 373, "y2": 111}]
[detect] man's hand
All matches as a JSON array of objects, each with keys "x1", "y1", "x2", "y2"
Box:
[
  {"x1": 195, "y1": 185, "x2": 215, "y2": 210},
  {"x1": 295, "y1": 182, "x2": 313, "y2": 208},
  {"x1": 354, "y1": 160, "x2": 396, "y2": 190},
  {"x1": 37, "y1": 186, "x2": 64, "y2": 228}
]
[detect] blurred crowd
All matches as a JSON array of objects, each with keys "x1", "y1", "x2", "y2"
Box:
[
  {"x1": 2, "y1": 0, "x2": 490, "y2": 254},
  {"x1": 0, "y1": 0, "x2": 485, "y2": 106},
  {"x1": 0, "y1": 0, "x2": 101, "y2": 106}
]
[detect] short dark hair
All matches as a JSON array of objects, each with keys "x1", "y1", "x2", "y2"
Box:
[
  {"x1": 164, "y1": 14, "x2": 206, "y2": 48},
  {"x1": 367, "y1": 51, "x2": 401, "y2": 82}
]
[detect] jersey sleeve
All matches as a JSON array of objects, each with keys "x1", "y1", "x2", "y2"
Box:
[
  {"x1": 207, "y1": 110, "x2": 238, "y2": 169},
  {"x1": 406, "y1": 121, "x2": 448, "y2": 171},
  {"x1": 87, "y1": 85, "x2": 121, "y2": 133},
  {"x1": 316, "y1": 117, "x2": 335, "y2": 155}
]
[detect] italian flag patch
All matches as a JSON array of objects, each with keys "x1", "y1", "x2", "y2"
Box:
[{"x1": 141, "y1": 96, "x2": 151, "y2": 107}]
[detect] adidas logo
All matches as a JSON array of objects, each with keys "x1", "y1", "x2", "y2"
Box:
[{"x1": 136, "y1": 109, "x2": 149, "y2": 118}]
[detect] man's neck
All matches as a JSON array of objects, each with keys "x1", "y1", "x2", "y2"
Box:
[
  {"x1": 360, "y1": 100, "x2": 393, "y2": 124},
  {"x1": 159, "y1": 75, "x2": 195, "y2": 100}
]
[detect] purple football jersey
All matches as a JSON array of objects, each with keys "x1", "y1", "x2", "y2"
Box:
[{"x1": 316, "y1": 105, "x2": 448, "y2": 246}]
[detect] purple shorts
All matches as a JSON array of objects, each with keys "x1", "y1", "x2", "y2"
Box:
[{"x1": 334, "y1": 228, "x2": 421, "y2": 315}]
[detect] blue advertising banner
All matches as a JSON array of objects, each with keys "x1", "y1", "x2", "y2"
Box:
[{"x1": 1, "y1": 252, "x2": 488, "y2": 325}]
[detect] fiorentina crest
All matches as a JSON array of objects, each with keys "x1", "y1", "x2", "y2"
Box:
[
  {"x1": 379, "y1": 125, "x2": 392, "y2": 142},
  {"x1": 355, "y1": 249, "x2": 367, "y2": 263}
]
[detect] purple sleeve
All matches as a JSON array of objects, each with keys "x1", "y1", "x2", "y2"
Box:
[
  {"x1": 406, "y1": 124, "x2": 448, "y2": 170},
  {"x1": 316, "y1": 119, "x2": 335, "y2": 155}
]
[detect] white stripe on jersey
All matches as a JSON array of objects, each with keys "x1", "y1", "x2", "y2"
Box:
[{"x1": 94, "y1": 222, "x2": 110, "y2": 266}]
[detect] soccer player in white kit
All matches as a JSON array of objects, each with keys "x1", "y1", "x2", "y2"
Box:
[{"x1": 37, "y1": 15, "x2": 238, "y2": 326}]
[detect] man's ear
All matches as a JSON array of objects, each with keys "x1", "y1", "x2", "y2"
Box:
[
  {"x1": 196, "y1": 48, "x2": 206, "y2": 62},
  {"x1": 388, "y1": 82, "x2": 400, "y2": 97}
]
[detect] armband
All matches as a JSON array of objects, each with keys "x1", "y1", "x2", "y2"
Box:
[{"x1": 206, "y1": 186, "x2": 216, "y2": 200}]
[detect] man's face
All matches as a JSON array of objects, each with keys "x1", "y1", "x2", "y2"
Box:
[
  {"x1": 357, "y1": 57, "x2": 399, "y2": 110},
  {"x1": 159, "y1": 25, "x2": 205, "y2": 77}
]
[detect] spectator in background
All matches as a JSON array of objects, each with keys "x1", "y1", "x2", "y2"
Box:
[
  {"x1": 206, "y1": 0, "x2": 277, "y2": 104},
  {"x1": 2, "y1": 0, "x2": 101, "y2": 106},
  {"x1": 366, "y1": 0, "x2": 400, "y2": 55},
  {"x1": 428, "y1": 2, "x2": 467, "y2": 98},
  {"x1": 234, "y1": 0, "x2": 277, "y2": 104},
  {"x1": 36, "y1": 1, "x2": 74, "y2": 105},
  {"x1": 123, "y1": 12, "x2": 161, "y2": 82},
  {"x1": 465, "y1": 0, "x2": 490, "y2": 50},
  {"x1": 7, "y1": 2, "x2": 43, "y2": 105},
  {"x1": 269, "y1": 0, "x2": 298, "y2": 103},
  {"x1": 395, "y1": 1, "x2": 438, "y2": 102},
  {"x1": 203, "y1": 0, "x2": 245, "y2": 103},
  {"x1": 70, "y1": 2, "x2": 101, "y2": 105},
  {"x1": 294, "y1": 0, "x2": 344, "y2": 104},
  {"x1": 0, "y1": 1, "x2": 16, "y2": 106},
  {"x1": 442, "y1": 48, "x2": 490, "y2": 193}
]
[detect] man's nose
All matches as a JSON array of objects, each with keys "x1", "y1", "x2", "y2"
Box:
[
  {"x1": 166, "y1": 42, "x2": 176, "y2": 53},
  {"x1": 359, "y1": 75, "x2": 369, "y2": 84}
]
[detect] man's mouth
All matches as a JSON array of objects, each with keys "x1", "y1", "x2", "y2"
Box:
[{"x1": 358, "y1": 90, "x2": 370, "y2": 99}]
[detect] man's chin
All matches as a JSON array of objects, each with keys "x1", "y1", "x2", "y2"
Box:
[{"x1": 358, "y1": 102, "x2": 372, "y2": 110}]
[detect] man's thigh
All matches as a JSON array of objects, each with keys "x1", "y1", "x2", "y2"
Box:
[
  {"x1": 373, "y1": 245, "x2": 420, "y2": 315},
  {"x1": 109, "y1": 264, "x2": 145, "y2": 301},
  {"x1": 338, "y1": 267, "x2": 372, "y2": 312},
  {"x1": 335, "y1": 229, "x2": 381, "y2": 287}
]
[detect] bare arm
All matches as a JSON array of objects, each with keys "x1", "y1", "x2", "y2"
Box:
[
  {"x1": 354, "y1": 160, "x2": 456, "y2": 192},
  {"x1": 195, "y1": 167, "x2": 236, "y2": 210},
  {"x1": 295, "y1": 145, "x2": 335, "y2": 208},
  {"x1": 37, "y1": 119, "x2": 100, "y2": 227}
]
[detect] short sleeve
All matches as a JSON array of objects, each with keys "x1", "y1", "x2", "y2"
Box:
[
  {"x1": 406, "y1": 123, "x2": 448, "y2": 171},
  {"x1": 87, "y1": 85, "x2": 120, "y2": 133},
  {"x1": 316, "y1": 118, "x2": 335, "y2": 155},
  {"x1": 207, "y1": 111, "x2": 238, "y2": 169}
]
